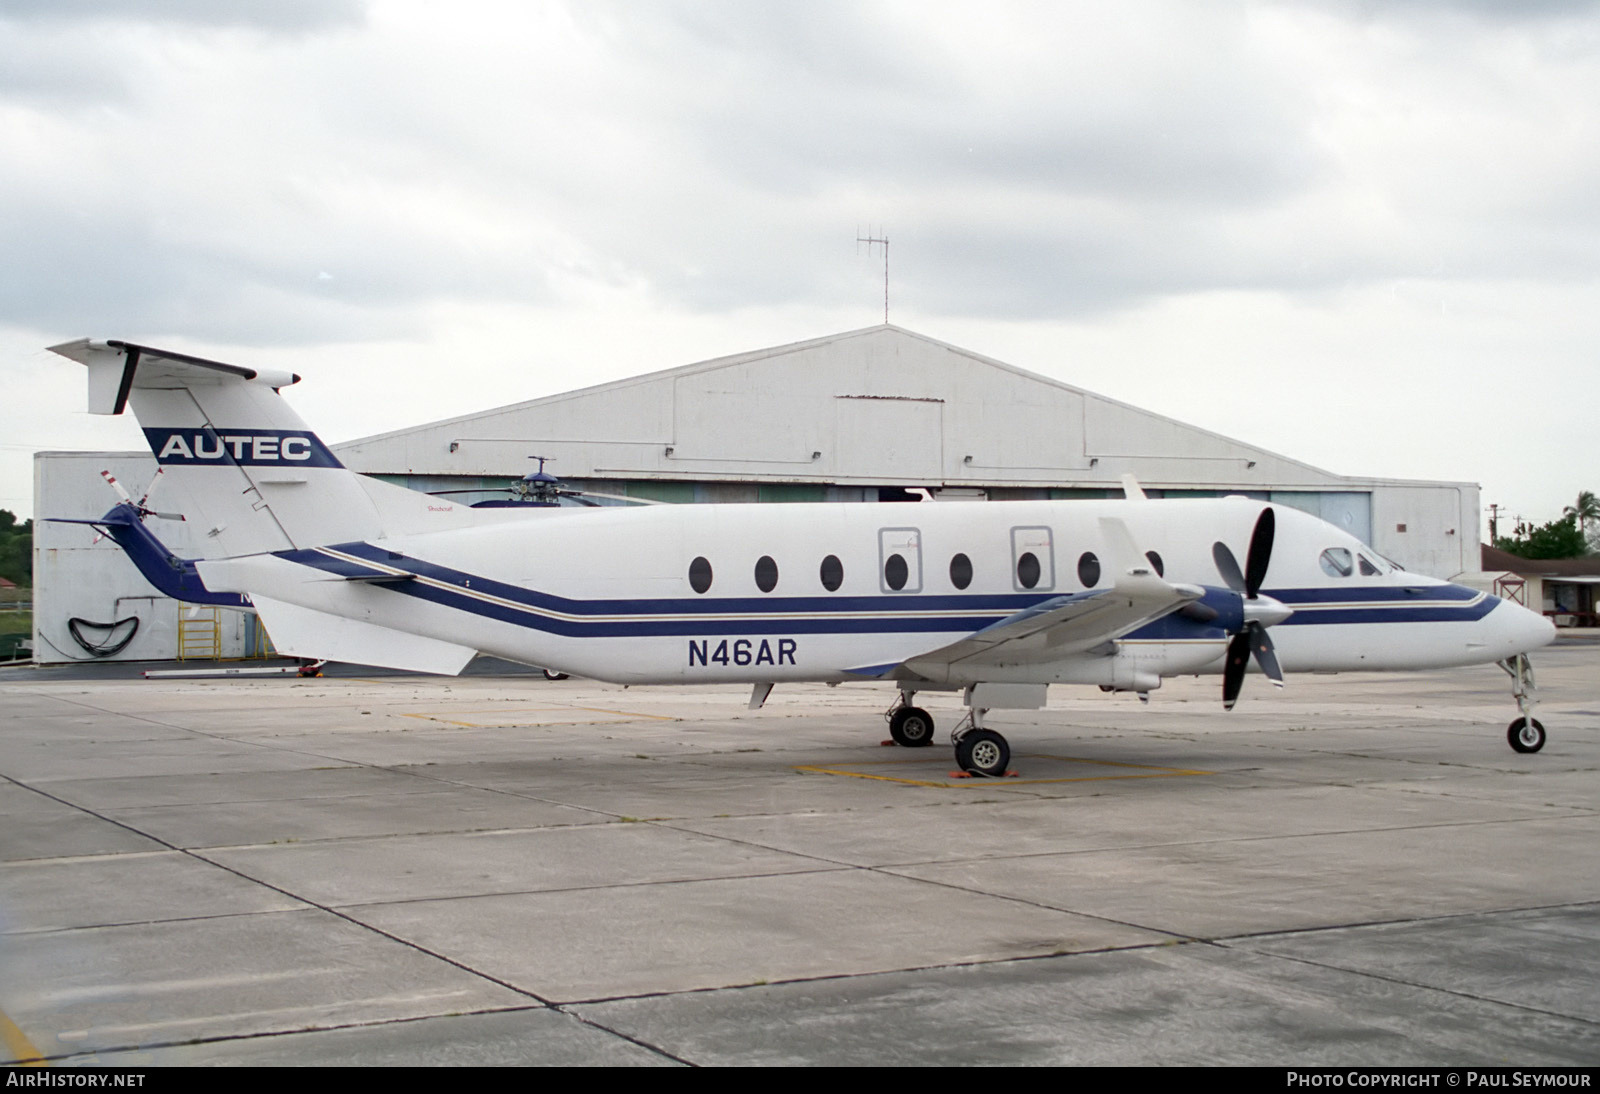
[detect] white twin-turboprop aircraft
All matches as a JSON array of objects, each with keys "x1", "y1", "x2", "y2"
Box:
[{"x1": 51, "y1": 339, "x2": 1557, "y2": 776}]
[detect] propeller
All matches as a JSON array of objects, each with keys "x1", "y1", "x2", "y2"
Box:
[
  {"x1": 428, "y1": 456, "x2": 662, "y2": 508},
  {"x1": 1212, "y1": 507, "x2": 1291, "y2": 710},
  {"x1": 102, "y1": 470, "x2": 186, "y2": 522},
  {"x1": 92, "y1": 470, "x2": 185, "y2": 544}
]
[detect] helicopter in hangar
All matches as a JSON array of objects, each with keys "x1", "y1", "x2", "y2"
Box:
[{"x1": 428, "y1": 456, "x2": 659, "y2": 509}]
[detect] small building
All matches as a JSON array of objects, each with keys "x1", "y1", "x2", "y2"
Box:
[{"x1": 1467, "y1": 545, "x2": 1600, "y2": 628}]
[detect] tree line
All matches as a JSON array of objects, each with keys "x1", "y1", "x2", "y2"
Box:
[
  {"x1": 1494, "y1": 491, "x2": 1598, "y2": 560},
  {"x1": 0, "y1": 510, "x2": 32, "y2": 588}
]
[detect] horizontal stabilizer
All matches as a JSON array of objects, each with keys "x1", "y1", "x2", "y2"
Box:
[
  {"x1": 49, "y1": 339, "x2": 299, "y2": 415},
  {"x1": 251, "y1": 595, "x2": 477, "y2": 675}
]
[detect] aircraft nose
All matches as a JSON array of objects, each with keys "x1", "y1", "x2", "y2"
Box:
[{"x1": 1488, "y1": 596, "x2": 1556, "y2": 655}]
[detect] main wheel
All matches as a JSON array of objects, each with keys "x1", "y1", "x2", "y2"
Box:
[
  {"x1": 889, "y1": 706, "x2": 935, "y2": 748},
  {"x1": 1508, "y1": 717, "x2": 1546, "y2": 753},
  {"x1": 955, "y1": 728, "x2": 1010, "y2": 777},
  {"x1": 543, "y1": 669, "x2": 569, "y2": 681}
]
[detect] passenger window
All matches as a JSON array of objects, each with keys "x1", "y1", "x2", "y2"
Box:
[
  {"x1": 878, "y1": 527, "x2": 922, "y2": 593},
  {"x1": 1077, "y1": 551, "x2": 1101, "y2": 588},
  {"x1": 819, "y1": 554, "x2": 844, "y2": 592},
  {"x1": 1319, "y1": 548, "x2": 1353, "y2": 578},
  {"x1": 949, "y1": 553, "x2": 973, "y2": 590},
  {"x1": 689, "y1": 556, "x2": 713, "y2": 594},
  {"x1": 754, "y1": 555, "x2": 779, "y2": 593},
  {"x1": 1017, "y1": 552, "x2": 1042, "y2": 589},
  {"x1": 1010, "y1": 526, "x2": 1054, "y2": 591}
]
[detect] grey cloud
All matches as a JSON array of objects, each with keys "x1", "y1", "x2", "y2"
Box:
[
  {"x1": 0, "y1": 183, "x2": 565, "y2": 344},
  {"x1": 590, "y1": 2, "x2": 1320, "y2": 210},
  {"x1": 0, "y1": 0, "x2": 367, "y2": 32},
  {"x1": 1300, "y1": 0, "x2": 1600, "y2": 22},
  {"x1": 5, "y1": 0, "x2": 1599, "y2": 346},
  {"x1": 0, "y1": 30, "x2": 133, "y2": 105}
]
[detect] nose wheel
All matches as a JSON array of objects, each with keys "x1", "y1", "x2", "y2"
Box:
[{"x1": 1508, "y1": 717, "x2": 1546, "y2": 754}]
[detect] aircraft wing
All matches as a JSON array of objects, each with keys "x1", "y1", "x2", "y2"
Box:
[{"x1": 898, "y1": 517, "x2": 1204, "y2": 678}]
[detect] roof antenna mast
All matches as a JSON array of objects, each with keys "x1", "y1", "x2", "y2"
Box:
[{"x1": 856, "y1": 227, "x2": 889, "y2": 324}]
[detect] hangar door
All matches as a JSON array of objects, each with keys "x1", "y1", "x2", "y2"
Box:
[{"x1": 835, "y1": 397, "x2": 943, "y2": 481}]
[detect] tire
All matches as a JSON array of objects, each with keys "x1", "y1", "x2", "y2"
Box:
[
  {"x1": 1507, "y1": 717, "x2": 1546, "y2": 754},
  {"x1": 889, "y1": 706, "x2": 935, "y2": 748},
  {"x1": 543, "y1": 669, "x2": 570, "y2": 681},
  {"x1": 955, "y1": 728, "x2": 1010, "y2": 777}
]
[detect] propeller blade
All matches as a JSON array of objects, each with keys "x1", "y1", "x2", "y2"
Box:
[
  {"x1": 134, "y1": 468, "x2": 165, "y2": 509},
  {"x1": 568, "y1": 489, "x2": 665, "y2": 506},
  {"x1": 100, "y1": 470, "x2": 134, "y2": 505},
  {"x1": 1222, "y1": 630, "x2": 1250, "y2": 710},
  {"x1": 1246, "y1": 621, "x2": 1283, "y2": 687},
  {"x1": 1243, "y1": 507, "x2": 1275, "y2": 598},
  {"x1": 1212, "y1": 541, "x2": 1245, "y2": 593}
]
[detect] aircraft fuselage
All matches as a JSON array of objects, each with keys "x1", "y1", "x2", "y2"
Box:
[{"x1": 196, "y1": 495, "x2": 1551, "y2": 691}]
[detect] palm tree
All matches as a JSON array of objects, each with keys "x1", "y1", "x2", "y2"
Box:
[{"x1": 1565, "y1": 490, "x2": 1599, "y2": 549}]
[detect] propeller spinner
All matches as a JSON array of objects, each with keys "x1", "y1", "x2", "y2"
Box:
[{"x1": 1212, "y1": 507, "x2": 1292, "y2": 710}]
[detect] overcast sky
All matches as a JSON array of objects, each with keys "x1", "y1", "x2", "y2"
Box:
[{"x1": 3, "y1": 0, "x2": 1596, "y2": 539}]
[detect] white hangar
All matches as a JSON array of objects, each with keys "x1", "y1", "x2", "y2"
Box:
[{"x1": 32, "y1": 324, "x2": 1479, "y2": 664}]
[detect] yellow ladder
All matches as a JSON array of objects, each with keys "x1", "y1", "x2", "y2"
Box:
[
  {"x1": 177, "y1": 606, "x2": 221, "y2": 660},
  {"x1": 250, "y1": 614, "x2": 276, "y2": 659}
]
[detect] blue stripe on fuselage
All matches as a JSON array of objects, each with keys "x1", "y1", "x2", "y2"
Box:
[{"x1": 275, "y1": 543, "x2": 1495, "y2": 639}]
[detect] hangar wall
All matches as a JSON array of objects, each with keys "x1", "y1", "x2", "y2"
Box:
[
  {"x1": 339, "y1": 325, "x2": 1476, "y2": 575},
  {"x1": 33, "y1": 452, "x2": 264, "y2": 665},
  {"x1": 31, "y1": 325, "x2": 1480, "y2": 663}
]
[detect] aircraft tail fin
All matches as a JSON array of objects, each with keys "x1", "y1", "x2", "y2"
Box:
[{"x1": 52, "y1": 339, "x2": 385, "y2": 557}]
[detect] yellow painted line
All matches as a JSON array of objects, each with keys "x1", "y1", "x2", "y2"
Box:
[
  {"x1": 795, "y1": 754, "x2": 1214, "y2": 788},
  {"x1": 0, "y1": 1007, "x2": 44, "y2": 1066}
]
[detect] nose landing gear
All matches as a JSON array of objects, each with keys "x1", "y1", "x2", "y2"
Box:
[{"x1": 1498, "y1": 653, "x2": 1546, "y2": 754}]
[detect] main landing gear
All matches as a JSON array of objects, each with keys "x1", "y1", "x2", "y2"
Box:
[
  {"x1": 884, "y1": 692, "x2": 935, "y2": 748},
  {"x1": 950, "y1": 709, "x2": 1010, "y2": 778},
  {"x1": 1498, "y1": 653, "x2": 1547, "y2": 754},
  {"x1": 885, "y1": 692, "x2": 1011, "y2": 777}
]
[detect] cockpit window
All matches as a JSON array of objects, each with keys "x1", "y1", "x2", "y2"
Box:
[
  {"x1": 1358, "y1": 553, "x2": 1381, "y2": 576},
  {"x1": 1319, "y1": 548, "x2": 1353, "y2": 578}
]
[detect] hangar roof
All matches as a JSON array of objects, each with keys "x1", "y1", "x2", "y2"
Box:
[
  {"x1": 333, "y1": 324, "x2": 1460, "y2": 493},
  {"x1": 1481, "y1": 544, "x2": 1600, "y2": 577}
]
